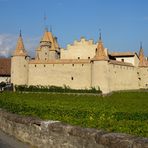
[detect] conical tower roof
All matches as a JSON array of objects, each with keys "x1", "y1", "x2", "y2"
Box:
[
  {"x1": 139, "y1": 43, "x2": 148, "y2": 67},
  {"x1": 47, "y1": 31, "x2": 55, "y2": 50},
  {"x1": 40, "y1": 29, "x2": 59, "y2": 51},
  {"x1": 94, "y1": 32, "x2": 108, "y2": 60},
  {"x1": 13, "y1": 31, "x2": 27, "y2": 56},
  {"x1": 41, "y1": 29, "x2": 50, "y2": 42}
]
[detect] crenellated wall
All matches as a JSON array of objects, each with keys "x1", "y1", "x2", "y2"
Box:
[{"x1": 61, "y1": 38, "x2": 97, "y2": 60}]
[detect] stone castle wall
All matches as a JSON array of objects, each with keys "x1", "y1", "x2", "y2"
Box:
[
  {"x1": 91, "y1": 61, "x2": 140, "y2": 93},
  {"x1": 28, "y1": 62, "x2": 92, "y2": 89},
  {"x1": 138, "y1": 67, "x2": 148, "y2": 88},
  {"x1": 11, "y1": 55, "x2": 147, "y2": 94},
  {"x1": 107, "y1": 63, "x2": 139, "y2": 92},
  {"x1": 27, "y1": 60, "x2": 142, "y2": 94}
]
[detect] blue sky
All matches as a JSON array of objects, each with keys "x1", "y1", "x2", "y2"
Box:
[{"x1": 0, "y1": 0, "x2": 148, "y2": 57}]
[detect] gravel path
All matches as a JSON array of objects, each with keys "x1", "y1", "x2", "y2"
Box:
[{"x1": 0, "y1": 130, "x2": 30, "y2": 148}]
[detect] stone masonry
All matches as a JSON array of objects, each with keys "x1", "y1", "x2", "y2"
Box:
[{"x1": 0, "y1": 109, "x2": 148, "y2": 148}]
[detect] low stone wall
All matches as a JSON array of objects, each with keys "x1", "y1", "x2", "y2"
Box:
[{"x1": 0, "y1": 109, "x2": 148, "y2": 148}]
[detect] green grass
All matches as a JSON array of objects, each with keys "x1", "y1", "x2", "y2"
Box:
[{"x1": 0, "y1": 92, "x2": 148, "y2": 137}]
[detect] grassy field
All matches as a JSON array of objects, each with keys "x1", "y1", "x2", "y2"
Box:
[{"x1": 0, "y1": 92, "x2": 148, "y2": 137}]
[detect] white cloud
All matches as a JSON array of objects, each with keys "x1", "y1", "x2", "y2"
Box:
[
  {"x1": 0, "y1": 34, "x2": 39, "y2": 58},
  {"x1": 0, "y1": 34, "x2": 17, "y2": 57}
]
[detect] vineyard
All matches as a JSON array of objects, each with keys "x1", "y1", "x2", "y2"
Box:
[{"x1": 0, "y1": 91, "x2": 148, "y2": 137}]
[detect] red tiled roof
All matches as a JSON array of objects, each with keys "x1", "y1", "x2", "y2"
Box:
[
  {"x1": 109, "y1": 60, "x2": 134, "y2": 67},
  {"x1": 109, "y1": 52, "x2": 136, "y2": 57},
  {"x1": 0, "y1": 58, "x2": 11, "y2": 76}
]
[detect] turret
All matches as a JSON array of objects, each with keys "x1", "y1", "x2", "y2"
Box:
[
  {"x1": 11, "y1": 31, "x2": 29, "y2": 86},
  {"x1": 93, "y1": 32, "x2": 109, "y2": 60},
  {"x1": 138, "y1": 42, "x2": 148, "y2": 67},
  {"x1": 91, "y1": 32, "x2": 110, "y2": 94},
  {"x1": 138, "y1": 42, "x2": 148, "y2": 89},
  {"x1": 36, "y1": 28, "x2": 60, "y2": 60}
]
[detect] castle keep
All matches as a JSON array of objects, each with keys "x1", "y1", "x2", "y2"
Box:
[{"x1": 11, "y1": 30, "x2": 148, "y2": 93}]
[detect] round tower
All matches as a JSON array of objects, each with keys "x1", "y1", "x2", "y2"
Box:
[
  {"x1": 11, "y1": 31, "x2": 29, "y2": 86},
  {"x1": 91, "y1": 32, "x2": 110, "y2": 94}
]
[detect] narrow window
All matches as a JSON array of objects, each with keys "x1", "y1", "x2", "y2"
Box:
[
  {"x1": 35, "y1": 65, "x2": 36, "y2": 67},
  {"x1": 71, "y1": 77, "x2": 74, "y2": 80},
  {"x1": 78, "y1": 57, "x2": 80, "y2": 59},
  {"x1": 72, "y1": 64, "x2": 74, "y2": 67},
  {"x1": 44, "y1": 65, "x2": 46, "y2": 67},
  {"x1": 82, "y1": 64, "x2": 84, "y2": 66},
  {"x1": 88, "y1": 57, "x2": 90, "y2": 59},
  {"x1": 121, "y1": 59, "x2": 124, "y2": 62}
]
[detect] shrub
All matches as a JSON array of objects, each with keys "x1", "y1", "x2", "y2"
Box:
[
  {"x1": 0, "y1": 82, "x2": 6, "y2": 88},
  {"x1": 14, "y1": 85, "x2": 102, "y2": 94}
]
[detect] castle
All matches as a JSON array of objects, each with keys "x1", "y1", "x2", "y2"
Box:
[{"x1": 11, "y1": 29, "x2": 148, "y2": 93}]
